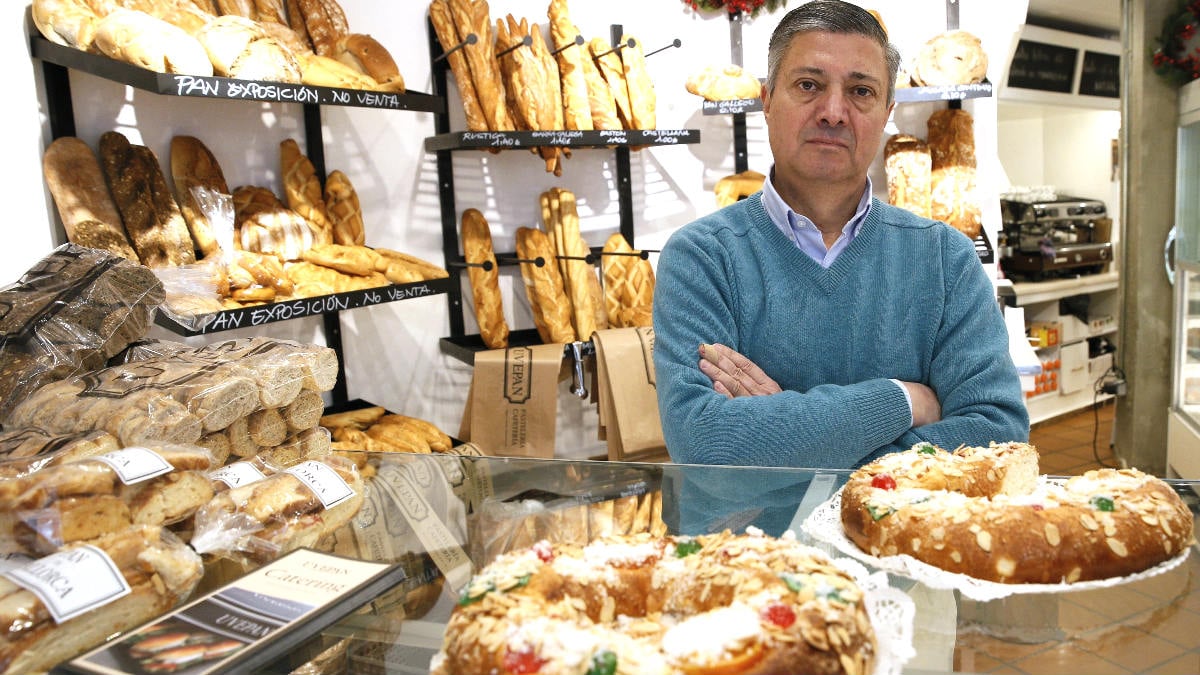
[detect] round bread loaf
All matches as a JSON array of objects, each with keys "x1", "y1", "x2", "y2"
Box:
[
  {"x1": 431, "y1": 530, "x2": 876, "y2": 675},
  {"x1": 841, "y1": 442, "x2": 1195, "y2": 584},
  {"x1": 911, "y1": 30, "x2": 988, "y2": 86}
]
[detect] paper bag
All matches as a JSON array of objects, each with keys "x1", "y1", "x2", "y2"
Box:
[
  {"x1": 592, "y1": 327, "x2": 668, "y2": 461},
  {"x1": 459, "y1": 344, "x2": 563, "y2": 458}
]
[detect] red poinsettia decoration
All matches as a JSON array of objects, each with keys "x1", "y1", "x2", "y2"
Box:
[
  {"x1": 1152, "y1": 0, "x2": 1200, "y2": 86},
  {"x1": 682, "y1": 0, "x2": 788, "y2": 17}
]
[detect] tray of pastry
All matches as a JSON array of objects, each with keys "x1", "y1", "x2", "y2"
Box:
[
  {"x1": 156, "y1": 275, "x2": 454, "y2": 336},
  {"x1": 423, "y1": 128, "x2": 701, "y2": 151},
  {"x1": 31, "y1": 35, "x2": 446, "y2": 113}
]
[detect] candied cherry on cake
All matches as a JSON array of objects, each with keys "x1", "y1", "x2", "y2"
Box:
[
  {"x1": 532, "y1": 540, "x2": 554, "y2": 562},
  {"x1": 502, "y1": 647, "x2": 546, "y2": 674},
  {"x1": 870, "y1": 473, "x2": 897, "y2": 490},
  {"x1": 761, "y1": 602, "x2": 796, "y2": 628}
]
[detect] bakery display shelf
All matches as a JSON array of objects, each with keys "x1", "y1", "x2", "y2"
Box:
[
  {"x1": 439, "y1": 328, "x2": 596, "y2": 365},
  {"x1": 998, "y1": 271, "x2": 1120, "y2": 307},
  {"x1": 424, "y1": 128, "x2": 701, "y2": 152},
  {"x1": 155, "y1": 276, "x2": 453, "y2": 336},
  {"x1": 894, "y1": 80, "x2": 994, "y2": 104},
  {"x1": 31, "y1": 35, "x2": 446, "y2": 114}
]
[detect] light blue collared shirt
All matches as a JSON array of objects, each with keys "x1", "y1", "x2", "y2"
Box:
[
  {"x1": 760, "y1": 168, "x2": 874, "y2": 268},
  {"x1": 758, "y1": 168, "x2": 914, "y2": 423}
]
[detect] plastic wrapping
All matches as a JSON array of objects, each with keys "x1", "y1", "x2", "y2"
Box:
[
  {"x1": 189, "y1": 454, "x2": 365, "y2": 565},
  {"x1": 0, "y1": 243, "x2": 164, "y2": 424},
  {"x1": 5, "y1": 336, "x2": 337, "y2": 448},
  {"x1": 0, "y1": 524, "x2": 204, "y2": 675},
  {"x1": 0, "y1": 443, "x2": 218, "y2": 556},
  {"x1": 0, "y1": 427, "x2": 121, "y2": 481},
  {"x1": 153, "y1": 186, "x2": 239, "y2": 330}
]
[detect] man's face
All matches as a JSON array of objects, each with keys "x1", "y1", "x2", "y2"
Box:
[{"x1": 762, "y1": 30, "x2": 894, "y2": 191}]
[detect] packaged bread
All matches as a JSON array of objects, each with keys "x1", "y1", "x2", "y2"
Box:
[
  {"x1": 0, "y1": 524, "x2": 203, "y2": 675},
  {"x1": 189, "y1": 454, "x2": 364, "y2": 564},
  {"x1": 334, "y1": 33, "x2": 405, "y2": 92},
  {"x1": 0, "y1": 428, "x2": 120, "y2": 483},
  {"x1": 460, "y1": 208, "x2": 509, "y2": 349},
  {"x1": 170, "y1": 135, "x2": 231, "y2": 259},
  {"x1": 92, "y1": 8, "x2": 213, "y2": 76},
  {"x1": 516, "y1": 226, "x2": 575, "y2": 344},
  {"x1": 884, "y1": 134, "x2": 932, "y2": 219},
  {"x1": 912, "y1": 30, "x2": 988, "y2": 86},
  {"x1": 234, "y1": 184, "x2": 314, "y2": 261},
  {"x1": 686, "y1": 63, "x2": 762, "y2": 101},
  {"x1": 42, "y1": 136, "x2": 140, "y2": 262},
  {"x1": 0, "y1": 244, "x2": 163, "y2": 425},
  {"x1": 281, "y1": 138, "x2": 334, "y2": 247},
  {"x1": 98, "y1": 131, "x2": 197, "y2": 268},
  {"x1": 429, "y1": 0, "x2": 488, "y2": 131}
]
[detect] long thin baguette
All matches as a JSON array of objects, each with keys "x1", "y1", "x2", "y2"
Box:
[
  {"x1": 429, "y1": 0, "x2": 488, "y2": 132},
  {"x1": 515, "y1": 226, "x2": 575, "y2": 344},
  {"x1": 447, "y1": 0, "x2": 513, "y2": 131},
  {"x1": 619, "y1": 33, "x2": 656, "y2": 130},
  {"x1": 550, "y1": 189, "x2": 601, "y2": 339},
  {"x1": 460, "y1": 208, "x2": 509, "y2": 349},
  {"x1": 548, "y1": 0, "x2": 592, "y2": 131},
  {"x1": 590, "y1": 36, "x2": 633, "y2": 129}
]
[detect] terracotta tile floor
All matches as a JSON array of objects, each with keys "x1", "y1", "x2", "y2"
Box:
[
  {"x1": 949, "y1": 400, "x2": 1200, "y2": 674},
  {"x1": 1029, "y1": 400, "x2": 1118, "y2": 475}
]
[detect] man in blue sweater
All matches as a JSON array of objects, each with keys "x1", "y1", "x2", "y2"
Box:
[{"x1": 653, "y1": 0, "x2": 1029, "y2": 470}]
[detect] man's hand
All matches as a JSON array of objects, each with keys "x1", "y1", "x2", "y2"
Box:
[
  {"x1": 698, "y1": 343, "x2": 782, "y2": 398},
  {"x1": 901, "y1": 381, "x2": 942, "y2": 427}
]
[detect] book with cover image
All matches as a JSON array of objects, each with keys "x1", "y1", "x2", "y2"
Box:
[{"x1": 53, "y1": 548, "x2": 407, "y2": 675}]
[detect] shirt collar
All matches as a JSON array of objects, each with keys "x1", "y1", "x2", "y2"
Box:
[{"x1": 761, "y1": 167, "x2": 874, "y2": 242}]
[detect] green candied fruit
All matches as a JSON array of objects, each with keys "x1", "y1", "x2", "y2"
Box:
[
  {"x1": 866, "y1": 504, "x2": 895, "y2": 521},
  {"x1": 780, "y1": 572, "x2": 804, "y2": 593},
  {"x1": 586, "y1": 650, "x2": 618, "y2": 675},
  {"x1": 1089, "y1": 495, "x2": 1115, "y2": 512},
  {"x1": 917, "y1": 444, "x2": 938, "y2": 455},
  {"x1": 457, "y1": 580, "x2": 495, "y2": 606},
  {"x1": 819, "y1": 586, "x2": 848, "y2": 605},
  {"x1": 674, "y1": 539, "x2": 702, "y2": 557}
]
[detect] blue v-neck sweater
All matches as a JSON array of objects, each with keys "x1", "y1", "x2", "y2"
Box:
[{"x1": 652, "y1": 194, "x2": 1029, "y2": 469}]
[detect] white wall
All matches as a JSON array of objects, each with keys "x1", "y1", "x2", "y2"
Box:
[{"x1": 10, "y1": 0, "x2": 1033, "y2": 458}]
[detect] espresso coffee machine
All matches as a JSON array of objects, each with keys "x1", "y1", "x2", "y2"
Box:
[{"x1": 998, "y1": 195, "x2": 1113, "y2": 282}]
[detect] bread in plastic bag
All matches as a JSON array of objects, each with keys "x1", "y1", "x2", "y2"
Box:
[
  {"x1": 0, "y1": 427, "x2": 121, "y2": 481},
  {"x1": 0, "y1": 243, "x2": 164, "y2": 424}
]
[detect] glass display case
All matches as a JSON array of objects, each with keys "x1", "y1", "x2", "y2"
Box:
[
  {"x1": 1169, "y1": 79, "x2": 1200, "y2": 479},
  {"x1": 236, "y1": 453, "x2": 1200, "y2": 675}
]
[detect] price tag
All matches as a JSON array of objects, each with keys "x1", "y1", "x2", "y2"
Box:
[
  {"x1": 3, "y1": 545, "x2": 130, "y2": 623},
  {"x1": 285, "y1": 461, "x2": 354, "y2": 509},
  {"x1": 96, "y1": 447, "x2": 174, "y2": 484},
  {"x1": 210, "y1": 461, "x2": 267, "y2": 489}
]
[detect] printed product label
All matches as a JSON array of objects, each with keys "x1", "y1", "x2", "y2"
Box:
[
  {"x1": 96, "y1": 447, "x2": 174, "y2": 484},
  {"x1": 3, "y1": 545, "x2": 130, "y2": 623},
  {"x1": 210, "y1": 462, "x2": 267, "y2": 489},
  {"x1": 285, "y1": 461, "x2": 354, "y2": 509}
]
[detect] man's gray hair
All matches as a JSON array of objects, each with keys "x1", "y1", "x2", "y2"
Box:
[{"x1": 765, "y1": 0, "x2": 901, "y2": 104}]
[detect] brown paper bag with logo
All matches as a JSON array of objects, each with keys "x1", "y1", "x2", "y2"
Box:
[
  {"x1": 592, "y1": 327, "x2": 669, "y2": 461},
  {"x1": 459, "y1": 344, "x2": 563, "y2": 458}
]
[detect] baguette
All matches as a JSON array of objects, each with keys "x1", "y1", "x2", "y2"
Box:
[
  {"x1": 619, "y1": 33, "x2": 656, "y2": 130},
  {"x1": 42, "y1": 137, "x2": 139, "y2": 262},
  {"x1": 429, "y1": 0, "x2": 488, "y2": 132},
  {"x1": 323, "y1": 169, "x2": 365, "y2": 246},
  {"x1": 548, "y1": 0, "x2": 592, "y2": 131},
  {"x1": 372, "y1": 248, "x2": 449, "y2": 282},
  {"x1": 280, "y1": 138, "x2": 334, "y2": 246},
  {"x1": 170, "y1": 135, "x2": 231, "y2": 259},
  {"x1": 515, "y1": 226, "x2": 575, "y2": 344},
  {"x1": 590, "y1": 37, "x2": 633, "y2": 129},
  {"x1": 460, "y1": 208, "x2": 509, "y2": 349},
  {"x1": 548, "y1": 188, "x2": 600, "y2": 340},
  {"x1": 302, "y1": 243, "x2": 375, "y2": 276},
  {"x1": 448, "y1": 0, "x2": 514, "y2": 131},
  {"x1": 580, "y1": 37, "x2": 621, "y2": 130}
]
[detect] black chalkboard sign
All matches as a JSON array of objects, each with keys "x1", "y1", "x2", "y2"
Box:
[
  {"x1": 1007, "y1": 39, "x2": 1077, "y2": 93},
  {"x1": 1079, "y1": 50, "x2": 1120, "y2": 98}
]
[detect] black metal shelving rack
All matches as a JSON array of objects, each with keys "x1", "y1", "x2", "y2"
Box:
[
  {"x1": 426, "y1": 20, "x2": 701, "y2": 365},
  {"x1": 31, "y1": 36, "x2": 450, "y2": 406}
]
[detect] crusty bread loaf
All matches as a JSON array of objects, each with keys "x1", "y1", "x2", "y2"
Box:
[
  {"x1": 926, "y1": 109, "x2": 981, "y2": 238},
  {"x1": 912, "y1": 30, "x2": 988, "y2": 87},
  {"x1": 196, "y1": 13, "x2": 265, "y2": 74},
  {"x1": 713, "y1": 169, "x2": 766, "y2": 208},
  {"x1": 547, "y1": 0, "x2": 591, "y2": 131},
  {"x1": 323, "y1": 169, "x2": 365, "y2": 246},
  {"x1": 334, "y1": 33, "x2": 405, "y2": 92},
  {"x1": 280, "y1": 138, "x2": 334, "y2": 246},
  {"x1": 601, "y1": 232, "x2": 655, "y2": 328},
  {"x1": 235, "y1": 250, "x2": 294, "y2": 295},
  {"x1": 460, "y1": 208, "x2": 509, "y2": 349},
  {"x1": 42, "y1": 137, "x2": 139, "y2": 261},
  {"x1": 126, "y1": 0, "x2": 215, "y2": 36},
  {"x1": 170, "y1": 135, "x2": 231, "y2": 259},
  {"x1": 516, "y1": 226, "x2": 575, "y2": 344},
  {"x1": 580, "y1": 39, "x2": 621, "y2": 130},
  {"x1": 302, "y1": 243, "x2": 375, "y2": 276},
  {"x1": 686, "y1": 63, "x2": 762, "y2": 101},
  {"x1": 884, "y1": 134, "x2": 932, "y2": 219},
  {"x1": 372, "y1": 248, "x2": 449, "y2": 283},
  {"x1": 590, "y1": 37, "x2": 633, "y2": 129},
  {"x1": 495, "y1": 15, "x2": 562, "y2": 173},
  {"x1": 429, "y1": 0, "x2": 488, "y2": 132},
  {"x1": 234, "y1": 184, "x2": 314, "y2": 261},
  {"x1": 448, "y1": 0, "x2": 514, "y2": 131},
  {"x1": 217, "y1": 0, "x2": 255, "y2": 18},
  {"x1": 99, "y1": 131, "x2": 196, "y2": 267},
  {"x1": 255, "y1": 0, "x2": 287, "y2": 23},
  {"x1": 295, "y1": 0, "x2": 344, "y2": 56},
  {"x1": 618, "y1": 33, "x2": 655, "y2": 130},
  {"x1": 286, "y1": 260, "x2": 388, "y2": 296},
  {"x1": 545, "y1": 188, "x2": 601, "y2": 340},
  {"x1": 298, "y1": 51, "x2": 379, "y2": 89},
  {"x1": 32, "y1": 0, "x2": 101, "y2": 50},
  {"x1": 93, "y1": 8, "x2": 213, "y2": 76}
]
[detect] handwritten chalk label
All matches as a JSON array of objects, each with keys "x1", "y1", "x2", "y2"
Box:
[
  {"x1": 3, "y1": 545, "x2": 130, "y2": 623},
  {"x1": 285, "y1": 461, "x2": 354, "y2": 509},
  {"x1": 210, "y1": 461, "x2": 267, "y2": 489},
  {"x1": 96, "y1": 447, "x2": 174, "y2": 484}
]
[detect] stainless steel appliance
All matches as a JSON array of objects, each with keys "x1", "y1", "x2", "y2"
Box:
[{"x1": 999, "y1": 195, "x2": 1113, "y2": 281}]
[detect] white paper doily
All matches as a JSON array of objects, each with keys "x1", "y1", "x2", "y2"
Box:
[
  {"x1": 802, "y1": 486, "x2": 1191, "y2": 602},
  {"x1": 836, "y1": 559, "x2": 916, "y2": 675}
]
